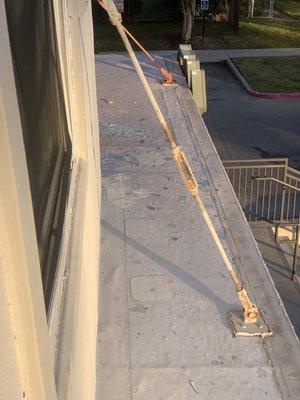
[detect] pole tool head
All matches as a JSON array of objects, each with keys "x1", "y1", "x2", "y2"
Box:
[
  {"x1": 228, "y1": 309, "x2": 273, "y2": 338},
  {"x1": 228, "y1": 288, "x2": 273, "y2": 338},
  {"x1": 159, "y1": 67, "x2": 177, "y2": 87}
]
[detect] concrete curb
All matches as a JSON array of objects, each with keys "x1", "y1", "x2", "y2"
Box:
[{"x1": 226, "y1": 58, "x2": 300, "y2": 100}]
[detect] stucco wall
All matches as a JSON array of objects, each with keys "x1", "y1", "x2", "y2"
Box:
[
  {"x1": 52, "y1": 1, "x2": 101, "y2": 399},
  {"x1": 0, "y1": 2, "x2": 58, "y2": 397},
  {"x1": 0, "y1": 0, "x2": 101, "y2": 399}
]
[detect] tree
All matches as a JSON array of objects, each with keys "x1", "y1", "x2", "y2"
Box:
[{"x1": 179, "y1": 0, "x2": 196, "y2": 43}]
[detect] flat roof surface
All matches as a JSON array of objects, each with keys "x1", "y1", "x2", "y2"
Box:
[{"x1": 95, "y1": 51, "x2": 300, "y2": 399}]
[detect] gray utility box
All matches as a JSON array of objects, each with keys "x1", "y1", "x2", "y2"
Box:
[
  {"x1": 191, "y1": 69, "x2": 207, "y2": 114},
  {"x1": 184, "y1": 59, "x2": 200, "y2": 88}
]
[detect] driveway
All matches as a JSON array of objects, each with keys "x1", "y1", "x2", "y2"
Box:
[{"x1": 202, "y1": 63, "x2": 300, "y2": 168}]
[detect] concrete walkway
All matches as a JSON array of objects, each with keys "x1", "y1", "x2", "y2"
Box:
[
  {"x1": 194, "y1": 48, "x2": 300, "y2": 63},
  {"x1": 95, "y1": 52, "x2": 300, "y2": 400}
]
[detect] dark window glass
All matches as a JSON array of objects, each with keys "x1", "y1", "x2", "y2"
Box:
[{"x1": 5, "y1": 0, "x2": 72, "y2": 311}]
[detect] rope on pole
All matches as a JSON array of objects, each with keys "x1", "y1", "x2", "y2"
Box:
[{"x1": 100, "y1": 0, "x2": 260, "y2": 326}]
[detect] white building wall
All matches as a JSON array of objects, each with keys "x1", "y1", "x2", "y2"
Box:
[
  {"x1": 53, "y1": 3, "x2": 101, "y2": 398},
  {"x1": 0, "y1": 0, "x2": 101, "y2": 399},
  {"x1": 0, "y1": 2, "x2": 58, "y2": 397}
]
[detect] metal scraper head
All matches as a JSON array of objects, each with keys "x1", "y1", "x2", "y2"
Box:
[{"x1": 227, "y1": 309, "x2": 273, "y2": 338}]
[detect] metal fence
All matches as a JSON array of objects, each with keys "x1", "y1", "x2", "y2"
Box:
[
  {"x1": 223, "y1": 158, "x2": 300, "y2": 223},
  {"x1": 92, "y1": 0, "x2": 238, "y2": 36}
]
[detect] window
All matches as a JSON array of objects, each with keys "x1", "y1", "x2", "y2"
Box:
[{"x1": 5, "y1": 1, "x2": 72, "y2": 311}]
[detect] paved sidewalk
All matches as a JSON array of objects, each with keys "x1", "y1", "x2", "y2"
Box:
[
  {"x1": 95, "y1": 52, "x2": 300, "y2": 400},
  {"x1": 194, "y1": 48, "x2": 300, "y2": 62}
]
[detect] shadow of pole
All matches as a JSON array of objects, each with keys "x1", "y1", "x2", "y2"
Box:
[{"x1": 101, "y1": 218, "x2": 236, "y2": 329}]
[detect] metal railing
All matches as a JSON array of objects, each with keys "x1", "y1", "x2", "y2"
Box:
[
  {"x1": 275, "y1": 222, "x2": 300, "y2": 280},
  {"x1": 223, "y1": 158, "x2": 300, "y2": 223}
]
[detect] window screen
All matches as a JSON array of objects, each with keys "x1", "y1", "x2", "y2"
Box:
[{"x1": 5, "y1": 1, "x2": 72, "y2": 311}]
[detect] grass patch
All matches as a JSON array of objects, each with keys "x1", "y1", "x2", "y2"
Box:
[
  {"x1": 222, "y1": 18, "x2": 300, "y2": 48},
  {"x1": 93, "y1": 19, "x2": 232, "y2": 52},
  {"x1": 275, "y1": 0, "x2": 300, "y2": 19},
  {"x1": 93, "y1": 16, "x2": 300, "y2": 52},
  {"x1": 233, "y1": 56, "x2": 300, "y2": 92}
]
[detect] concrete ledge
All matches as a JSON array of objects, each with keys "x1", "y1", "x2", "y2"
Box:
[{"x1": 194, "y1": 48, "x2": 300, "y2": 63}]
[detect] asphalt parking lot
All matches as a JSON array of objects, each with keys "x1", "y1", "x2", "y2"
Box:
[{"x1": 202, "y1": 62, "x2": 300, "y2": 168}]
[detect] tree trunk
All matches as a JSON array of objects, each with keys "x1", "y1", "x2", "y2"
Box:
[
  {"x1": 182, "y1": 9, "x2": 194, "y2": 42},
  {"x1": 249, "y1": 0, "x2": 255, "y2": 18},
  {"x1": 180, "y1": 0, "x2": 196, "y2": 43}
]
